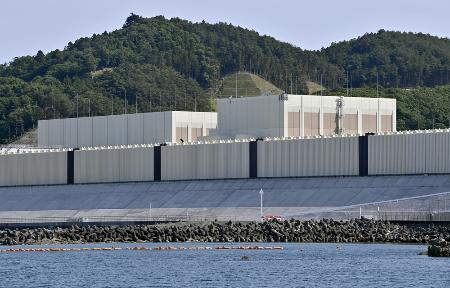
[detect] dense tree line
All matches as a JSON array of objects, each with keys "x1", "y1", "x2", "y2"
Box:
[
  {"x1": 322, "y1": 30, "x2": 450, "y2": 88},
  {"x1": 0, "y1": 14, "x2": 449, "y2": 143},
  {"x1": 0, "y1": 64, "x2": 207, "y2": 143}
]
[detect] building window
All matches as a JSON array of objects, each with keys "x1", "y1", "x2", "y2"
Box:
[
  {"x1": 381, "y1": 115, "x2": 393, "y2": 132},
  {"x1": 304, "y1": 112, "x2": 320, "y2": 136},
  {"x1": 323, "y1": 113, "x2": 337, "y2": 135},
  {"x1": 288, "y1": 112, "x2": 300, "y2": 137},
  {"x1": 343, "y1": 114, "x2": 358, "y2": 135},
  {"x1": 191, "y1": 128, "x2": 202, "y2": 142},
  {"x1": 176, "y1": 127, "x2": 188, "y2": 143},
  {"x1": 362, "y1": 114, "x2": 377, "y2": 134}
]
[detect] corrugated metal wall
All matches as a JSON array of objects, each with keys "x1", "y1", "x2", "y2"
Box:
[
  {"x1": 3, "y1": 131, "x2": 450, "y2": 188},
  {"x1": 74, "y1": 147, "x2": 154, "y2": 184},
  {"x1": 368, "y1": 132, "x2": 450, "y2": 175},
  {"x1": 0, "y1": 152, "x2": 67, "y2": 186},
  {"x1": 258, "y1": 137, "x2": 359, "y2": 177},
  {"x1": 161, "y1": 142, "x2": 249, "y2": 181}
]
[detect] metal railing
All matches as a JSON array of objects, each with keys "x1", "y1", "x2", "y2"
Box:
[
  {"x1": 0, "y1": 215, "x2": 248, "y2": 226},
  {"x1": 1, "y1": 211, "x2": 450, "y2": 226}
]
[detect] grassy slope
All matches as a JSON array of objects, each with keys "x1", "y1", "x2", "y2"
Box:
[
  {"x1": 306, "y1": 81, "x2": 324, "y2": 94},
  {"x1": 8, "y1": 129, "x2": 38, "y2": 146},
  {"x1": 217, "y1": 72, "x2": 282, "y2": 98}
]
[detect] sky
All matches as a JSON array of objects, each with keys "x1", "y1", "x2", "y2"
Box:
[{"x1": 1, "y1": 0, "x2": 449, "y2": 64}]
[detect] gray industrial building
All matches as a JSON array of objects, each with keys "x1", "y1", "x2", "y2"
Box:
[
  {"x1": 217, "y1": 94, "x2": 396, "y2": 139},
  {"x1": 38, "y1": 111, "x2": 217, "y2": 148}
]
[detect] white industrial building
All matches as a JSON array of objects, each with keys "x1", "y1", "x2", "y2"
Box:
[
  {"x1": 216, "y1": 94, "x2": 396, "y2": 139},
  {"x1": 38, "y1": 111, "x2": 217, "y2": 148}
]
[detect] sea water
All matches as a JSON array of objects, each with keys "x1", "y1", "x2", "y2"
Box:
[{"x1": 0, "y1": 243, "x2": 448, "y2": 287}]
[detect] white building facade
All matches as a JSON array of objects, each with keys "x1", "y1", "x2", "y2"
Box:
[
  {"x1": 38, "y1": 111, "x2": 217, "y2": 148},
  {"x1": 216, "y1": 94, "x2": 396, "y2": 139}
]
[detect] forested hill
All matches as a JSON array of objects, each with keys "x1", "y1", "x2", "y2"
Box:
[
  {"x1": 0, "y1": 14, "x2": 341, "y2": 143},
  {"x1": 322, "y1": 30, "x2": 450, "y2": 88},
  {"x1": 0, "y1": 14, "x2": 450, "y2": 143}
]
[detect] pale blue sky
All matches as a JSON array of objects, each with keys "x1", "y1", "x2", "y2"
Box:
[{"x1": 1, "y1": 0, "x2": 449, "y2": 64}]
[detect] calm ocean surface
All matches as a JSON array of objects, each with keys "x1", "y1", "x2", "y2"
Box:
[{"x1": 0, "y1": 242, "x2": 448, "y2": 288}]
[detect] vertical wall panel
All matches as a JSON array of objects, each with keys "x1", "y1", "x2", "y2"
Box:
[
  {"x1": 257, "y1": 137, "x2": 359, "y2": 177},
  {"x1": 368, "y1": 132, "x2": 450, "y2": 175},
  {"x1": 74, "y1": 147, "x2": 154, "y2": 184},
  {"x1": 38, "y1": 112, "x2": 217, "y2": 148},
  {"x1": 127, "y1": 114, "x2": 144, "y2": 145},
  {"x1": 48, "y1": 119, "x2": 63, "y2": 146},
  {"x1": 77, "y1": 118, "x2": 93, "y2": 147},
  {"x1": 37, "y1": 120, "x2": 49, "y2": 147},
  {"x1": 63, "y1": 119, "x2": 78, "y2": 148},
  {"x1": 161, "y1": 142, "x2": 249, "y2": 181},
  {"x1": 92, "y1": 117, "x2": 108, "y2": 147},
  {"x1": 107, "y1": 115, "x2": 127, "y2": 146},
  {"x1": 0, "y1": 151, "x2": 67, "y2": 187}
]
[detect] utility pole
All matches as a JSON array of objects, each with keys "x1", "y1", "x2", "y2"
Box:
[
  {"x1": 320, "y1": 75, "x2": 323, "y2": 96},
  {"x1": 346, "y1": 71, "x2": 349, "y2": 97},
  {"x1": 194, "y1": 94, "x2": 197, "y2": 112},
  {"x1": 159, "y1": 91, "x2": 162, "y2": 112},
  {"x1": 149, "y1": 91, "x2": 151, "y2": 112},
  {"x1": 88, "y1": 98, "x2": 91, "y2": 117},
  {"x1": 111, "y1": 94, "x2": 114, "y2": 115},
  {"x1": 135, "y1": 94, "x2": 138, "y2": 113},
  {"x1": 124, "y1": 88, "x2": 127, "y2": 114},
  {"x1": 76, "y1": 95, "x2": 79, "y2": 118},
  {"x1": 235, "y1": 72, "x2": 238, "y2": 98},
  {"x1": 376, "y1": 71, "x2": 379, "y2": 98},
  {"x1": 52, "y1": 94, "x2": 56, "y2": 119},
  {"x1": 350, "y1": 73, "x2": 353, "y2": 96},
  {"x1": 290, "y1": 73, "x2": 293, "y2": 94}
]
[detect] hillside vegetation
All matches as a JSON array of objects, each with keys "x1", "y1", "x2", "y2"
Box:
[
  {"x1": 0, "y1": 14, "x2": 450, "y2": 143},
  {"x1": 217, "y1": 72, "x2": 282, "y2": 97},
  {"x1": 322, "y1": 30, "x2": 450, "y2": 88}
]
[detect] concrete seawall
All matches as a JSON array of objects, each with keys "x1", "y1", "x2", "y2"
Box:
[{"x1": 0, "y1": 175, "x2": 449, "y2": 222}]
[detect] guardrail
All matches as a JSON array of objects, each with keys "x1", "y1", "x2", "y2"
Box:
[
  {"x1": 288, "y1": 210, "x2": 450, "y2": 221},
  {"x1": 0, "y1": 215, "x2": 246, "y2": 226},
  {"x1": 1, "y1": 211, "x2": 450, "y2": 226}
]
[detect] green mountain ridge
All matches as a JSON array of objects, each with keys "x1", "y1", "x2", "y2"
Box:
[
  {"x1": 322, "y1": 29, "x2": 450, "y2": 88},
  {"x1": 0, "y1": 14, "x2": 449, "y2": 143}
]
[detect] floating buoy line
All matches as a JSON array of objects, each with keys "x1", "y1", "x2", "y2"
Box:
[{"x1": 0, "y1": 245, "x2": 284, "y2": 253}]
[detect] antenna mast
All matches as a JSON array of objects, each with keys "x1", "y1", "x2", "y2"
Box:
[
  {"x1": 337, "y1": 72, "x2": 346, "y2": 135},
  {"x1": 376, "y1": 71, "x2": 379, "y2": 97}
]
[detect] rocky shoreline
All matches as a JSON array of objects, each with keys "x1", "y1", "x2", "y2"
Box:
[
  {"x1": 0, "y1": 219, "x2": 449, "y2": 254},
  {"x1": 428, "y1": 240, "x2": 450, "y2": 257}
]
